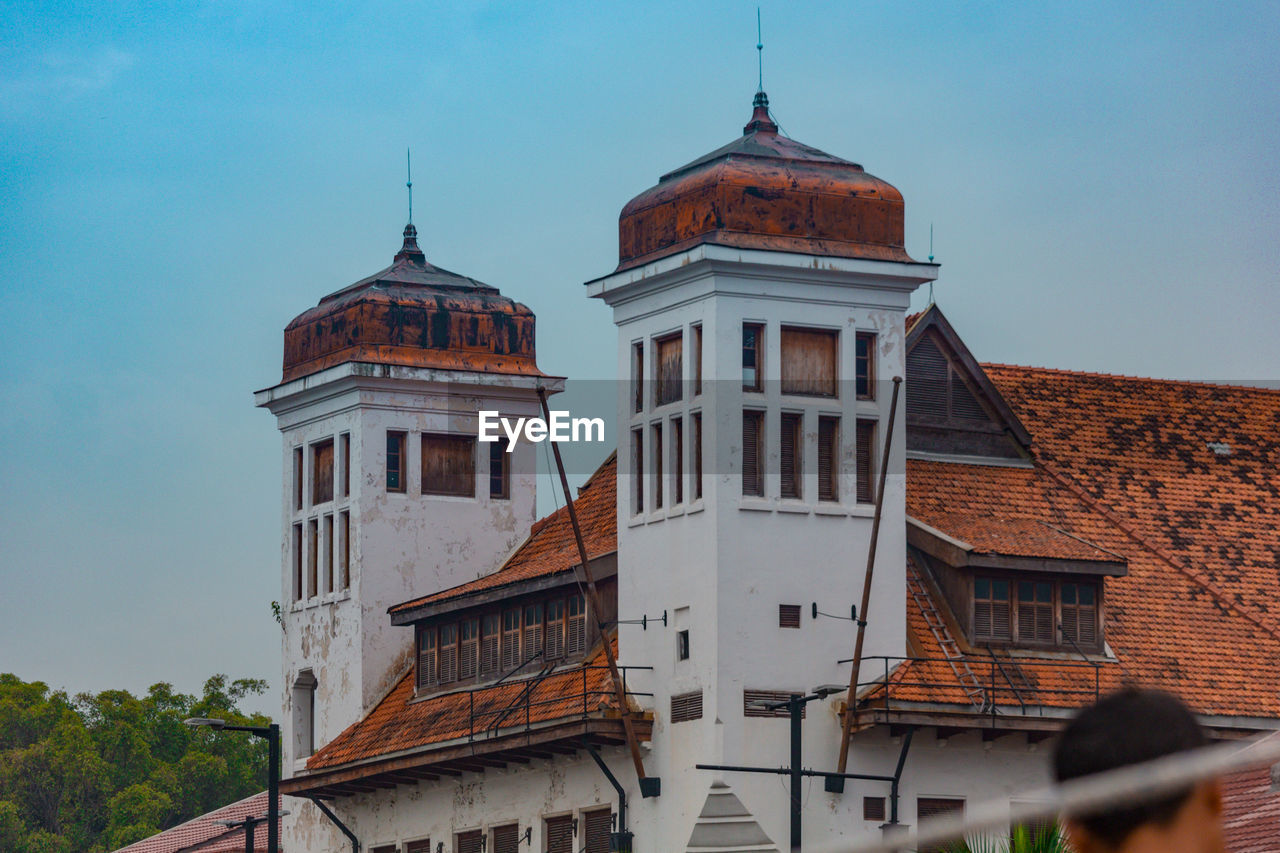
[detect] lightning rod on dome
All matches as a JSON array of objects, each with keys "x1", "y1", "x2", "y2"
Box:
[
  {"x1": 406, "y1": 148, "x2": 413, "y2": 225},
  {"x1": 756, "y1": 7, "x2": 764, "y2": 93}
]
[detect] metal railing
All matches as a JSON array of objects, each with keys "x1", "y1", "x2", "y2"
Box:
[
  {"x1": 855, "y1": 654, "x2": 1101, "y2": 721},
  {"x1": 466, "y1": 664, "x2": 653, "y2": 742}
]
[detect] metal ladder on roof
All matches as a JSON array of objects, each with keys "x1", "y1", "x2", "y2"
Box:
[{"x1": 906, "y1": 563, "x2": 989, "y2": 711}]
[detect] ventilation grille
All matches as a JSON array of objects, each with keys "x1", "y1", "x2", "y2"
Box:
[
  {"x1": 744, "y1": 689, "x2": 805, "y2": 718},
  {"x1": 779, "y1": 604, "x2": 801, "y2": 628},
  {"x1": 671, "y1": 690, "x2": 703, "y2": 723},
  {"x1": 864, "y1": 796, "x2": 886, "y2": 821}
]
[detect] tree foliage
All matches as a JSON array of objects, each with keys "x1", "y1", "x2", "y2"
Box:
[{"x1": 0, "y1": 673, "x2": 272, "y2": 852}]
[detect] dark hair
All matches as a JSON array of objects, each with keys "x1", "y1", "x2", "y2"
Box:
[{"x1": 1053, "y1": 688, "x2": 1207, "y2": 847}]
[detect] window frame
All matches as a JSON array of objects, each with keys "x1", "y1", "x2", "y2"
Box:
[
  {"x1": 970, "y1": 574, "x2": 1102, "y2": 651},
  {"x1": 742, "y1": 409, "x2": 765, "y2": 497},
  {"x1": 780, "y1": 411, "x2": 803, "y2": 500},
  {"x1": 386, "y1": 430, "x2": 407, "y2": 493},
  {"x1": 312, "y1": 437, "x2": 335, "y2": 505},
  {"x1": 856, "y1": 331, "x2": 877, "y2": 401},
  {"x1": 780, "y1": 325, "x2": 839, "y2": 398},
  {"x1": 422, "y1": 432, "x2": 476, "y2": 498},
  {"x1": 489, "y1": 435, "x2": 511, "y2": 500},
  {"x1": 742, "y1": 322, "x2": 764, "y2": 392},
  {"x1": 653, "y1": 331, "x2": 683, "y2": 407}
]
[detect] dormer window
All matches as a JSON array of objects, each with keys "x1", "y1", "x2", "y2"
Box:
[{"x1": 971, "y1": 575, "x2": 1101, "y2": 650}]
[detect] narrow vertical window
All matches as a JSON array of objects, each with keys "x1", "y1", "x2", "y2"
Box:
[
  {"x1": 855, "y1": 419, "x2": 876, "y2": 503},
  {"x1": 438, "y1": 623, "x2": 458, "y2": 683},
  {"x1": 306, "y1": 518, "x2": 318, "y2": 599},
  {"x1": 1018, "y1": 581, "x2": 1054, "y2": 644},
  {"x1": 742, "y1": 410, "x2": 764, "y2": 497},
  {"x1": 693, "y1": 412, "x2": 703, "y2": 500},
  {"x1": 480, "y1": 614, "x2": 500, "y2": 677},
  {"x1": 545, "y1": 598, "x2": 566, "y2": 660},
  {"x1": 743, "y1": 323, "x2": 764, "y2": 391},
  {"x1": 501, "y1": 608, "x2": 521, "y2": 670},
  {"x1": 340, "y1": 433, "x2": 350, "y2": 498},
  {"x1": 973, "y1": 578, "x2": 1011, "y2": 641},
  {"x1": 417, "y1": 626, "x2": 437, "y2": 689},
  {"x1": 655, "y1": 332, "x2": 683, "y2": 406},
  {"x1": 292, "y1": 522, "x2": 303, "y2": 601},
  {"x1": 566, "y1": 594, "x2": 586, "y2": 656},
  {"x1": 489, "y1": 436, "x2": 510, "y2": 499},
  {"x1": 523, "y1": 602, "x2": 544, "y2": 659},
  {"x1": 312, "y1": 438, "x2": 334, "y2": 504},
  {"x1": 693, "y1": 324, "x2": 703, "y2": 396},
  {"x1": 676, "y1": 629, "x2": 690, "y2": 660},
  {"x1": 632, "y1": 428, "x2": 644, "y2": 514},
  {"x1": 781, "y1": 326, "x2": 838, "y2": 397},
  {"x1": 632, "y1": 341, "x2": 645, "y2": 413},
  {"x1": 293, "y1": 447, "x2": 303, "y2": 511},
  {"x1": 292, "y1": 670, "x2": 317, "y2": 757},
  {"x1": 652, "y1": 422, "x2": 664, "y2": 509},
  {"x1": 386, "y1": 431, "x2": 406, "y2": 492},
  {"x1": 338, "y1": 511, "x2": 350, "y2": 591},
  {"x1": 672, "y1": 416, "x2": 684, "y2": 505},
  {"x1": 856, "y1": 332, "x2": 876, "y2": 400},
  {"x1": 1061, "y1": 582, "x2": 1098, "y2": 646},
  {"x1": 422, "y1": 433, "x2": 475, "y2": 497},
  {"x1": 818, "y1": 416, "x2": 839, "y2": 502},
  {"x1": 780, "y1": 412, "x2": 803, "y2": 499},
  {"x1": 323, "y1": 514, "x2": 334, "y2": 594},
  {"x1": 458, "y1": 618, "x2": 478, "y2": 680}
]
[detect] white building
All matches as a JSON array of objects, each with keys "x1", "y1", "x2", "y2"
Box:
[{"x1": 256, "y1": 90, "x2": 1280, "y2": 853}]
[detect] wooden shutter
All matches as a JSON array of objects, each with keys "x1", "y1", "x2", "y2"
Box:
[
  {"x1": 501, "y1": 608, "x2": 521, "y2": 670},
  {"x1": 584, "y1": 808, "x2": 612, "y2": 853},
  {"x1": 693, "y1": 325, "x2": 703, "y2": 395},
  {"x1": 567, "y1": 595, "x2": 586, "y2": 657},
  {"x1": 323, "y1": 514, "x2": 334, "y2": 593},
  {"x1": 307, "y1": 519, "x2": 319, "y2": 598},
  {"x1": 917, "y1": 799, "x2": 965, "y2": 853},
  {"x1": 655, "y1": 333, "x2": 683, "y2": 406},
  {"x1": 818, "y1": 416, "x2": 838, "y2": 502},
  {"x1": 856, "y1": 332, "x2": 876, "y2": 400},
  {"x1": 292, "y1": 523, "x2": 303, "y2": 601},
  {"x1": 1017, "y1": 581, "x2": 1054, "y2": 644},
  {"x1": 438, "y1": 623, "x2": 458, "y2": 683},
  {"x1": 742, "y1": 410, "x2": 764, "y2": 497},
  {"x1": 652, "y1": 423, "x2": 663, "y2": 509},
  {"x1": 780, "y1": 413, "x2": 802, "y2": 499},
  {"x1": 780, "y1": 327, "x2": 837, "y2": 396},
  {"x1": 973, "y1": 578, "x2": 1011, "y2": 641},
  {"x1": 480, "y1": 614, "x2": 501, "y2": 677},
  {"x1": 951, "y1": 375, "x2": 987, "y2": 422},
  {"x1": 778, "y1": 604, "x2": 801, "y2": 628},
  {"x1": 339, "y1": 511, "x2": 350, "y2": 590},
  {"x1": 523, "y1": 603, "x2": 544, "y2": 660},
  {"x1": 671, "y1": 690, "x2": 703, "y2": 723},
  {"x1": 340, "y1": 433, "x2": 350, "y2": 497},
  {"x1": 744, "y1": 689, "x2": 805, "y2": 718},
  {"x1": 864, "y1": 796, "x2": 886, "y2": 821},
  {"x1": 1062, "y1": 583, "x2": 1098, "y2": 646},
  {"x1": 492, "y1": 824, "x2": 519, "y2": 853},
  {"x1": 371, "y1": 846, "x2": 398, "y2": 853},
  {"x1": 457, "y1": 830, "x2": 483, "y2": 853},
  {"x1": 855, "y1": 419, "x2": 876, "y2": 503},
  {"x1": 673, "y1": 417, "x2": 684, "y2": 505},
  {"x1": 632, "y1": 428, "x2": 644, "y2": 513},
  {"x1": 545, "y1": 816, "x2": 574, "y2": 853},
  {"x1": 907, "y1": 336, "x2": 949, "y2": 420},
  {"x1": 417, "y1": 627, "x2": 437, "y2": 690},
  {"x1": 293, "y1": 447, "x2": 303, "y2": 510},
  {"x1": 458, "y1": 619, "x2": 478, "y2": 680},
  {"x1": 422, "y1": 433, "x2": 474, "y2": 497},
  {"x1": 545, "y1": 599, "x2": 566, "y2": 661},
  {"x1": 405, "y1": 840, "x2": 431, "y2": 853},
  {"x1": 313, "y1": 439, "x2": 334, "y2": 504},
  {"x1": 693, "y1": 413, "x2": 703, "y2": 500},
  {"x1": 632, "y1": 341, "x2": 644, "y2": 413}
]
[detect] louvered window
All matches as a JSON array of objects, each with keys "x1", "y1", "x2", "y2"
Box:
[
  {"x1": 338, "y1": 511, "x2": 350, "y2": 591},
  {"x1": 693, "y1": 324, "x2": 703, "y2": 396},
  {"x1": 631, "y1": 428, "x2": 644, "y2": 514},
  {"x1": 1061, "y1": 583, "x2": 1098, "y2": 646},
  {"x1": 307, "y1": 519, "x2": 319, "y2": 598},
  {"x1": 864, "y1": 796, "x2": 886, "y2": 821},
  {"x1": 480, "y1": 613, "x2": 501, "y2": 677},
  {"x1": 417, "y1": 626, "x2": 438, "y2": 689},
  {"x1": 492, "y1": 823, "x2": 519, "y2": 853},
  {"x1": 779, "y1": 604, "x2": 801, "y2": 628},
  {"x1": 340, "y1": 433, "x2": 350, "y2": 497},
  {"x1": 855, "y1": 419, "x2": 876, "y2": 503},
  {"x1": 1018, "y1": 581, "x2": 1054, "y2": 644},
  {"x1": 438, "y1": 622, "x2": 458, "y2": 683},
  {"x1": 386, "y1": 431, "x2": 406, "y2": 492},
  {"x1": 545, "y1": 599, "x2": 566, "y2": 660},
  {"x1": 917, "y1": 799, "x2": 965, "y2": 853},
  {"x1": 818, "y1": 416, "x2": 839, "y2": 502},
  {"x1": 856, "y1": 332, "x2": 876, "y2": 400},
  {"x1": 744, "y1": 689, "x2": 805, "y2": 718},
  {"x1": 974, "y1": 578, "x2": 1011, "y2": 641},
  {"x1": 291, "y1": 523, "x2": 303, "y2": 601},
  {"x1": 907, "y1": 333, "x2": 988, "y2": 423},
  {"x1": 458, "y1": 618, "x2": 478, "y2": 680},
  {"x1": 781, "y1": 326, "x2": 837, "y2": 397},
  {"x1": 567, "y1": 594, "x2": 586, "y2": 656},
  {"x1": 501, "y1": 608, "x2": 521, "y2": 670},
  {"x1": 422, "y1": 433, "x2": 475, "y2": 497},
  {"x1": 780, "y1": 412, "x2": 803, "y2": 499},
  {"x1": 523, "y1": 602, "x2": 544, "y2": 661},
  {"x1": 692, "y1": 413, "x2": 703, "y2": 500},
  {"x1": 323, "y1": 514, "x2": 334, "y2": 594},
  {"x1": 457, "y1": 830, "x2": 483, "y2": 853},
  {"x1": 371, "y1": 846, "x2": 397, "y2": 853},
  {"x1": 406, "y1": 840, "x2": 431, "y2": 853},
  {"x1": 743, "y1": 323, "x2": 763, "y2": 391},
  {"x1": 312, "y1": 438, "x2": 334, "y2": 504},
  {"x1": 673, "y1": 416, "x2": 684, "y2": 505},
  {"x1": 293, "y1": 447, "x2": 304, "y2": 510},
  {"x1": 671, "y1": 690, "x2": 703, "y2": 723},
  {"x1": 742, "y1": 410, "x2": 764, "y2": 497},
  {"x1": 545, "y1": 816, "x2": 574, "y2": 853},
  {"x1": 655, "y1": 333, "x2": 683, "y2": 406},
  {"x1": 652, "y1": 423, "x2": 664, "y2": 509},
  {"x1": 584, "y1": 808, "x2": 612, "y2": 853},
  {"x1": 632, "y1": 341, "x2": 644, "y2": 413}
]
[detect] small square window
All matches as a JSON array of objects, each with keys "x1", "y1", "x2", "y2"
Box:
[
  {"x1": 864, "y1": 796, "x2": 886, "y2": 822},
  {"x1": 779, "y1": 604, "x2": 801, "y2": 628}
]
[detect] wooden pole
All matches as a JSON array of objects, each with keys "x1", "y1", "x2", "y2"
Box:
[
  {"x1": 836, "y1": 376, "x2": 903, "y2": 774},
  {"x1": 537, "y1": 388, "x2": 649, "y2": 785}
]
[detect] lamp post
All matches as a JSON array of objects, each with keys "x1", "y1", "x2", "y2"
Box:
[{"x1": 186, "y1": 718, "x2": 280, "y2": 853}]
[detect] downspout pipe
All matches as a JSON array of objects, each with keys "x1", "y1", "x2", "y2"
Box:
[
  {"x1": 584, "y1": 740, "x2": 632, "y2": 852},
  {"x1": 307, "y1": 797, "x2": 359, "y2": 853},
  {"x1": 888, "y1": 726, "x2": 916, "y2": 825}
]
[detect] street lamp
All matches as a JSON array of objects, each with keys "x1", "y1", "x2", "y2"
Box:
[
  {"x1": 186, "y1": 717, "x2": 280, "y2": 853},
  {"x1": 217, "y1": 811, "x2": 290, "y2": 853}
]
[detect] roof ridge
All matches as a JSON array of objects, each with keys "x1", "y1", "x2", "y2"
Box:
[
  {"x1": 1034, "y1": 458, "x2": 1280, "y2": 644},
  {"x1": 983, "y1": 362, "x2": 1280, "y2": 395}
]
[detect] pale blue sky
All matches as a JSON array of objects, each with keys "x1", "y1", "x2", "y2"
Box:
[{"x1": 2, "y1": 1, "x2": 1277, "y2": 713}]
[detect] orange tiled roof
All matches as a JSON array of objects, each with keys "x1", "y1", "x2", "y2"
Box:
[
  {"x1": 306, "y1": 639, "x2": 619, "y2": 772},
  {"x1": 1222, "y1": 765, "x2": 1280, "y2": 853},
  {"x1": 114, "y1": 791, "x2": 280, "y2": 853},
  {"x1": 390, "y1": 452, "x2": 617, "y2": 613},
  {"x1": 916, "y1": 512, "x2": 1121, "y2": 563}
]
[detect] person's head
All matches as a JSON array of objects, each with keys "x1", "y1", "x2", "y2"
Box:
[{"x1": 1053, "y1": 688, "x2": 1223, "y2": 853}]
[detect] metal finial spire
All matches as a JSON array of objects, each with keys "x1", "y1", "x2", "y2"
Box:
[
  {"x1": 929, "y1": 223, "x2": 934, "y2": 263},
  {"x1": 756, "y1": 8, "x2": 764, "y2": 92},
  {"x1": 406, "y1": 148, "x2": 413, "y2": 224}
]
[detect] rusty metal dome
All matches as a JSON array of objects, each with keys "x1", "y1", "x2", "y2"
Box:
[
  {"x1": 617, "y1": 93, "x2": 911, "y2": 270},
  {"x1": 280, "y1": 224, "x2": 541, "y2": 383}
]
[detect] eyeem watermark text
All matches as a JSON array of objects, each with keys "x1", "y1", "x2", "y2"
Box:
[{"x1": 478, "y1": 411, "x2": 605, "y2": 449}]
